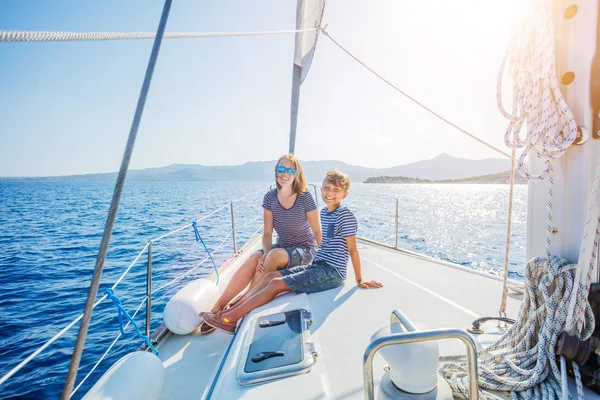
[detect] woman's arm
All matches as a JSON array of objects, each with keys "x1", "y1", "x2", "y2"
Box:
[
  {"x1": 258, "y1": 209, "x2": 274, "y2": 272},
  {"x1": 346, "y1": 236, "x2": 383, "y2": 289},
  {"x1": 306, "y1": 209, "x2": 322, "y2": 246},
  {"x1": 262, "y1": 208, "x2": 274, "y2": 253}
]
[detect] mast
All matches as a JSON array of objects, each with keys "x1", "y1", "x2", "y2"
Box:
[{"x1": 288, "y1": 0, "x2": 325, "y2": 154}]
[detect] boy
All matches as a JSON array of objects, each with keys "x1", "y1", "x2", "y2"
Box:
[{"x1": 203, "y1": 169, "x2": 383, "y2": 334}]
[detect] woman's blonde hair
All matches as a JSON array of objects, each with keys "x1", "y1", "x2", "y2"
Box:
[{"x1": 275, "y1": 154, "x2": 308, "y2": 194}]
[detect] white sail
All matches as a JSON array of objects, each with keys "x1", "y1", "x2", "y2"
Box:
[{"x1": 289, "y1": 0, "x2": 326, "y2": 153}]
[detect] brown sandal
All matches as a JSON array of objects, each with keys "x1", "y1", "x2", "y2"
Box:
[
  {"x1": 198, "y1": 320, "x2": 216, "y2": 334},
  {"x1": 203, "y1": 312, "x2": 237, "y2": 335}
]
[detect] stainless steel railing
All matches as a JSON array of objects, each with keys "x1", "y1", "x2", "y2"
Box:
[{"x1": 363, "y1": 326, "x2": 479, "y2": 400}]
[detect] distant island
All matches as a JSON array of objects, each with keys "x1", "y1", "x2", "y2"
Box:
[{"x1": 364, "y1": 170, "x2": 527, "y2": 184}]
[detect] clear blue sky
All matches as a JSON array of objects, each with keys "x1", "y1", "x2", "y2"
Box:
[{"x1": 0, "y1": 0, "x2": 522, "y2": 177}]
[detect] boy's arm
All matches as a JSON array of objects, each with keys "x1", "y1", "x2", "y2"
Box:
[
  {"x1": 307, "y1": 209, "x2": 322, "y2": 246},
  {"x1": 345, "y1": 236, "x2": 383, "y2": 289}
]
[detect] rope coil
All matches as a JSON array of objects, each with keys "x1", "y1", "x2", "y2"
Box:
[
  {"x1": 439, "y1": 256, "x2": 594, "y2": 399},
  {"x1": 496, "y1": 0, "x2": 578, "y2": 180}
]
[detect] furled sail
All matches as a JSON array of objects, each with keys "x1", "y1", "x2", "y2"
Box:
[{"x1": 289, "y1": 0, "x2": 326, "y2": 154}]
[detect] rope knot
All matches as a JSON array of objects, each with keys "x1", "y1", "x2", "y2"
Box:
[{"x1": 104, "y1": 289, "x2": 159, "y2": 355}]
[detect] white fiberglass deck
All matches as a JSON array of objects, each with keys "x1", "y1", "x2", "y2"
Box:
[{"x1": 155, "y1": 239, "x2": 598, "y2": 399}]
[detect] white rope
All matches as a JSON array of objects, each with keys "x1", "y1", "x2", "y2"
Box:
[
  {"x1": 496, "y1": 0, "x2": 577, "y2": 180},
  {"x1": 439, "y1": 256, "x2": 594, "y2": 399},
  {"x1": 70, "y1": 296, "x2": 148, "y2": 397},
  {"x1": 567, "y1": 157, "x2": 600, "y2": 333},
  {"x1": 111, "y1": 243, "x2": 150, "y2": 289},
  {"x1": 0, "y1": 29, "x2": 316, "y2": 43}
]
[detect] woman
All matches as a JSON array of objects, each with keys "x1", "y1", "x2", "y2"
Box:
[{"x1": 202, "y1": 154, "x2": 321, "y2": 330}]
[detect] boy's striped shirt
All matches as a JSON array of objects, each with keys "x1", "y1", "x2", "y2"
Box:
[{"x1": 314, "y1": 206, "x2": 357, "y2": 279}]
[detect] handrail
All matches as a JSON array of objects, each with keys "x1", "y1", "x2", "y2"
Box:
[
  {"x1": 390, "y1": 309, "x2": 416, "y2": 332},
  {"x1": 0, "y1": 184, "x2": 269, "y2": 390},
  {"x1": 363, "y1": 328, "x2": 479, "y2": 400}
]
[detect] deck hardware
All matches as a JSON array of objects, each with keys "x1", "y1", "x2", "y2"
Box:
[
  {"x1": 468, "y1": 316, "x2": 515, "y2": 335},
  {"x1": 237, "y1": 309, "x2": 315, "y2": 385},
  {"x1": 259, "y1": 319, "x2": 285, "y2": 328},
  {"x1": 383, "y1": 365, "x2": 390, "y2": 371},
  {"x1": 555, "y1": 332, "x2": 600, "y2": 365},
  {"x1": 363, "y1": 328, "x2": 479, "y2": 400},
  {"x1": 564, "y1": 4, "x2": 578, "y2": 19},
  {"x1": 251, "y1": 351, "x2": 285, "y2": 363},
  {"x1": 572, "y1": 126, "x2": 589, "y2": 145},
  {"x1": 561, "y1": 71, "x2": 576, "y2": 85}
]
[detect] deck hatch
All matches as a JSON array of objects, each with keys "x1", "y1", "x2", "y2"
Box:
[{"x1": 236, "y1": 309, "x2": 316, "y2": 385}]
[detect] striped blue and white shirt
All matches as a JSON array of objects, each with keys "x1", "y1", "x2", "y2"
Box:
[
  {"x1": 262, "y1": 189, "x2": 317, "y2": 248},
  {"x1": 314, "y1": 206, "x2": 358, "y2": 279}
]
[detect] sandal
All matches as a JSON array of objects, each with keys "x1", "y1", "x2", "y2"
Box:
[
  {"x1": 203, "y1": 312, "x2": 237, "y2": 335},
  {"x1": 198, "y1": 320, "x2": 216, "y2": 334}
]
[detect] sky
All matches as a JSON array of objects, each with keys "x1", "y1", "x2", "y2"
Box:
[{"x1": 0, "y1": 0, "x2": 524, "y2": 177}]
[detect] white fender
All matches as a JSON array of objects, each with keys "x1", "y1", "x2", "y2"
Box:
[
  {"x1": 163, "y1": 278, "x2": 219, "y2": 335},
  {"x1": 83, "y1": 351, "x2": 164, "y2": 400}
]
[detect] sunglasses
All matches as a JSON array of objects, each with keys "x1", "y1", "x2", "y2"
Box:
[{"x1": 276, "y1": 165, "x2": 297, "y2": 175}]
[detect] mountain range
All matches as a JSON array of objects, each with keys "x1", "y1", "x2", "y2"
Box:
[{"x1": 3, "y1": 153, "x2": 511, "y2": 182}]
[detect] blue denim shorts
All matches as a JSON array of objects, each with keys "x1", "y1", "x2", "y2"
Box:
[
  {"x1": 279, "y1": 260, "x2": 344, "y2": 294},
  {"x1": 261, "y1": 244, "x2": 318, "y2": 269}
]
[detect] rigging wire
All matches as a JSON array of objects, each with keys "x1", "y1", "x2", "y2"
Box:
[{"x1": 318, "y1": 26, "x2": 511, "y2": 159}]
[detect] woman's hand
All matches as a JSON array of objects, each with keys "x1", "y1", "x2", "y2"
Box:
[{"x1": 257, "y1": 253, "x2": 267, "y2": 273}]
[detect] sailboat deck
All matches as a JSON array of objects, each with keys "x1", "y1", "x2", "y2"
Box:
[{"x1": 156, "y1": 239, "x2": 598, "y2": 399}]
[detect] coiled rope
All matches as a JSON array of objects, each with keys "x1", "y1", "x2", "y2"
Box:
[
  {"x1": 439, "y1": 256, "x2": 594, "y2": 399},
  {"x1": 496, "y1": 0, "x2": 578, "y2": 180},
  {"x1": 440, "y1": 0, "x2": 596, "y2": 398}
]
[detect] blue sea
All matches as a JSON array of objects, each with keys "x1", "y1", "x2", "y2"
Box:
[{"x1": 0, "y1": 181, "x2": 527, "y2": 399}]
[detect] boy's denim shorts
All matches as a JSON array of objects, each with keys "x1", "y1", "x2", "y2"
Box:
[
  {"x1": 260, "y1": 244, "x2": 318, "y2": 269},
  {"x1": 280, "y1": 260, "x2": 344, "y2": 294}
]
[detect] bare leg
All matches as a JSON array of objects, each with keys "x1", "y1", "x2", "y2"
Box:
[
  {"x1": 249, "y1": 248, "x2": 289, "y2": 288},
  {"x1": 225, "y1": 271, "x2": 281, "y2": 314},
  {"x1": 221, "y1": 277, "x2": 291, "y2": 324},
  {"x1": 210, "y1": 251, "x2": 261, "y2": 312}
]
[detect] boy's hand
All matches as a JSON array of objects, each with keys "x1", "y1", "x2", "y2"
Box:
[{"x1": 357, "y1": 278, "x2": 383, "y2": 289}]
